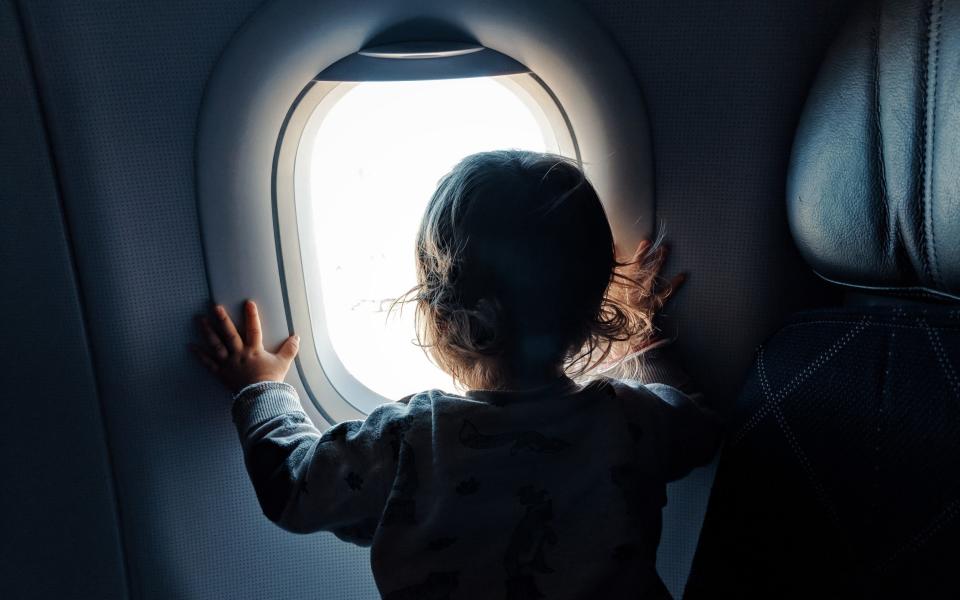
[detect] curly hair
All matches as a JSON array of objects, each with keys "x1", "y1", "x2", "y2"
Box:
[{"x1": 396, "y1": 150, "x2": 658, "y2": 390}]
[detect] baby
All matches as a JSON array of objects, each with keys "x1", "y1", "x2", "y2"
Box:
[{"x1": 192, "y1": 150, "x2": 721, "y2": 599}]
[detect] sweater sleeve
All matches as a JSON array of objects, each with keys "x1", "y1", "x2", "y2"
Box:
[
  {"x1": 232, "y1": 381, "x2": 411, "y2": 545},
  {"x1": 612, "y1": 379, "x2": 723, "y2": 482}
]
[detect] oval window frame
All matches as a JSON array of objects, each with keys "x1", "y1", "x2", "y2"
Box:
[
  {"x1": 279, "y1": 70, "x2": 579, "y2": 416},
  {"x1": 196, "y1": 0, "x2": 654, "y2": 425}
]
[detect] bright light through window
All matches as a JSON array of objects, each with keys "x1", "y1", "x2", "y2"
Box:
[{"x1": 303, "y1": 76, "x2": 566, "y2": 400}]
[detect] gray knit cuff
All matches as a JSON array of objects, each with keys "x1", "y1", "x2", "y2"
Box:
[{"x1": 232, "y1": 381, "x2": 304, "y2": 433}]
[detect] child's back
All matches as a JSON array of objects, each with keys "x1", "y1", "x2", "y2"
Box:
[
  {"x1": 233, "y1": 376, "x2": 718, "y2": 599},
  {"x1": 195, "y1": 150, "x2": 722, "y2": 599}
]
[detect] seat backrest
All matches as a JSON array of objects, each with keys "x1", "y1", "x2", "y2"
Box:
[{"x1": 686, "y1": 1, "x2": 960, "y2": 597}]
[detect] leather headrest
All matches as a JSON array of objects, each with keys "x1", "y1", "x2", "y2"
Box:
[{"x1": 788, "y1": 0, "x2": 960, "y2": 301}]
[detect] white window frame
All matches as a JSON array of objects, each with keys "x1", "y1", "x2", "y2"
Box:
[
  {"x1": 275, "y1": 71, "x2": 579, "y2": 416},
  {"x1": 196, "y1": 0, "x2": 655, "y2": 426}
]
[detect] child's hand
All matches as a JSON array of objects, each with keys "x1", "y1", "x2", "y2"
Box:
[
  {"x1": 190, "y1": 300, "x2": 300, "y2": 393},
  {"x1": 613, "y1": 239, "x2": 686, "y2": 353},
  {"x1": 622, "y1": 239, "x2": 685, "y2": 312}
]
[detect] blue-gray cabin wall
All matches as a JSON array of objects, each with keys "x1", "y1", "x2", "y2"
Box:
[
  {"x1": 0, "y1": 1, "x2": 127, "y2": 598},
  {"x1": 2, "y1": 0, "x2": 854, "y2": 598},
  {"x1": 14, "y1": 1, "x2": 379, "y2": 598}
]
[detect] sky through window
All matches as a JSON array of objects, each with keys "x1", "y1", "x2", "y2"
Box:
[{"x1": 307, "y1": 76, "x2": 561, "y2": 399}]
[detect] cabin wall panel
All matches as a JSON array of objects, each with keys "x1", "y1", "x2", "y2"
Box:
[
  {"x1": 6, "y1": 0, "x2": 855, "y2": 598},
  {"x1": 0, "y1": 1, "x2": 127, "y2": 597},
  {"x1": 17, "y1": 1, "x2": 378, "y2": 598}
]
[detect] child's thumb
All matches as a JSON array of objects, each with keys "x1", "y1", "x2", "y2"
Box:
[{"x1": 277, "y1": 334, "x2": 300, "y2": 361}]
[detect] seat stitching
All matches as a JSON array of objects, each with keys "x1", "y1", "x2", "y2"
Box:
[
  {"x1": 876, "y1": 497, "x2": 960, "y2": 571},
  {"x1": 777, "y1": 319, "x2": 960, "y2": 333},
  {"x1": 772, "y1": 402, "x2": 841, "y2": 526},
  {"x1": 874, "y1": 308, "x2": 959, "y2": 571},
  {"x1": 756, "y1": 348, "x2": 841, "y2": 525},
  {"x1": 872, "y1": 327, "x2": 895, "y2": 549},
  {"x1": 919, "y1": 315, "x2": 960, "y2": 400},
  {"x1": 732, "y1": 316, "x2": 871, "y2": 445}
]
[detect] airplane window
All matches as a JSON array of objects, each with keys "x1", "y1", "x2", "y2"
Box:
[{"x1": 294, "y1": 75, "x2": 576, "y2": 402}]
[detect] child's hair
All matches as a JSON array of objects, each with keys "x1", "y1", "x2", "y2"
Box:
[{"x1": 401, "y1": 150, "x2": 655, "y2": 390}]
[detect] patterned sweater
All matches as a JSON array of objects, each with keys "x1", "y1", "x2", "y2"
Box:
[{"x1": 232, "y1": 377, "x2": 721, "y2": 599}]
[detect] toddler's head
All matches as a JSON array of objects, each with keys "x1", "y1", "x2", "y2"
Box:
[{"x1": 409, "y1": 150, "x2": 648, "y2": 390}]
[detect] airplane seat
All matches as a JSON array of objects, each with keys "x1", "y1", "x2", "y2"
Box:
[{"x1": 684, "y1": 0, "x2": 960, "y2": 597}]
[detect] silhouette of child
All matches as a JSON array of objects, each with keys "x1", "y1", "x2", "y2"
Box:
[{"x1": 192, "y1": 150, "x2": 721, "y2": 599}]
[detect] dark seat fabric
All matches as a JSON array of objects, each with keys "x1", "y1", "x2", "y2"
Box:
[
  {"x1": 787, "y1": 0, "x2": 960, "y2": 300},
  {"x1": 687, "y1": 0, "x2": 960, "y2": 596},
  {"x1": 685, "y1": 306, "x2": 960, "y2": 598}
]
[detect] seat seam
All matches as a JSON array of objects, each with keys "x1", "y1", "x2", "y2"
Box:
[
  {"x1": 915, "y1": 0, "x2": 933, "y2": 282},
  {"x1": 870, "y1": 321, "x2": 895, "y2": 553},
  {"x1": 757, "y1": 349, "x2": 842, "y2": 527},
  {"x1": 924, "y1": 0, "x2": 944, "y2": 285},
  {"x1": 919, "y1": 315, "x2": 960, "y2": 400},
  {"x1": 732, "y1": 316, "x2": 871, "y2": 444},
  {"x1": 808, "y1": 270, "x2": 960, "y2": 301},
  {"x1": 777, "y1": 319, "x2": 960, "y2": 333},
  {"x1": 876, "y1": 497, "x2": 960, "y2": 572},
  {"x1": 871, "y1": 2, "x2": 894, "y2": 266}
]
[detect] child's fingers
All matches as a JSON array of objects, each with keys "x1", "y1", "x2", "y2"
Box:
[
  {"x1": 654, "y1": 272, "x2": 686, "y2": 308},
  {"x1": 637, "y1": 245, "x2": 667, "y2": 290},
  {"x1": 630, "y1": 239, "x2": 652, "y2": 263},
  {"x1": 197, "y1": 316, "x2": 229, "y2": 360},
  {"x1": 215, "y1": 305, "x2": 244, "y2": 352},
  {"x1": 244, "y1": 300, "x2": 263, "y2": 349},
  {"x1": 276, "y1": 334, "x2": 300, "y2": 362},
  {"x1": 667, "y1": 272, "x2": 686, "y2": 295},
  {"x1": 189, "y1": 344, "x2": 220, "y2": 373}
]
